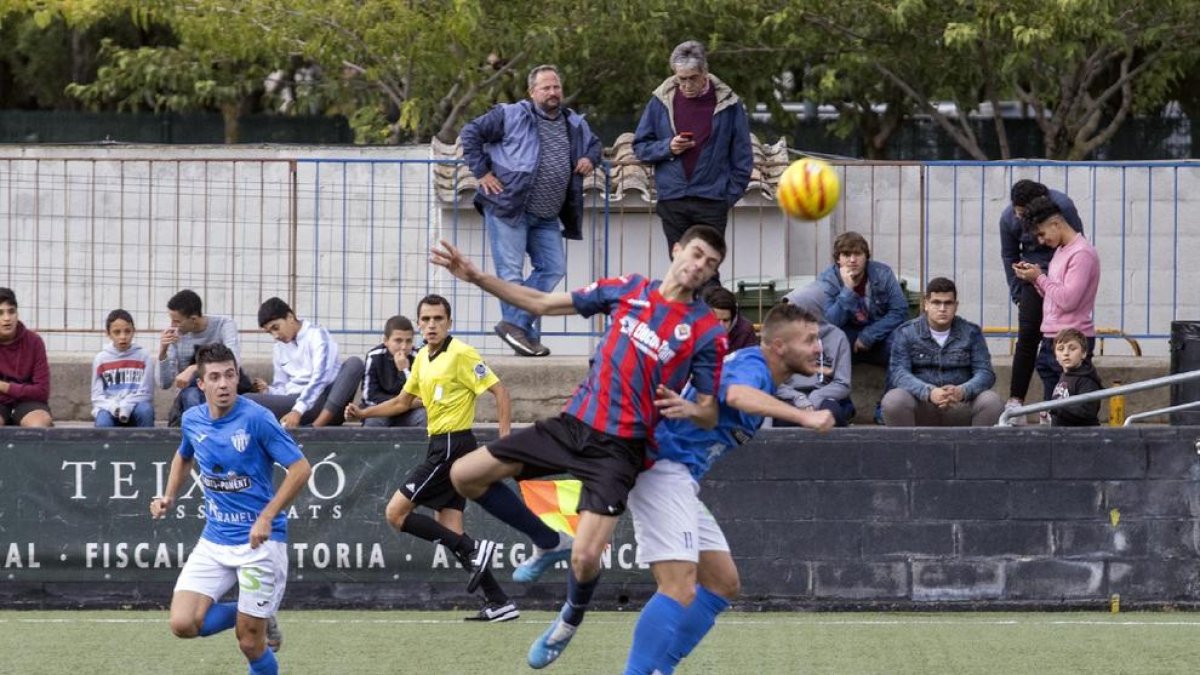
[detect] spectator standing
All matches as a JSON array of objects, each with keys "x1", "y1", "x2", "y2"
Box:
[
  {"x1": 776, "y1": 283, "x2": 855, "y2": 427},
  {"x1": 1049, "y1": 328, "x2": 1103, "y2": 427},
  {"x1": 246, "y1": 297, "x2": 364, "y2": 428},
  {"x1": 460, "y1": 64, "x2": 602, "y2": 358},
  {"x1": 92, "y1": 309, "x2": 155, "y2": 427},
  {"x1": 998, "y1": 180, "x2": 1084, "y2": 423},
  {"x1": 359, "y1": 315, "x2": 426, "y2": 428},
  {"x1": 157, "y1": 289, "x2": 244, "y2": 426},
  {"x1": 882, "y1": 278, "x2": 1004, "y2": 427},
  {"x1": 0, "y1": 287, "x2": 52, "y2": 427},
  {"x1": 634, "y1": 40, "x2": 752, "y2": 273},
  {"x1": 1012, "y1": 195, "x2": 1101, "y2": 421}
]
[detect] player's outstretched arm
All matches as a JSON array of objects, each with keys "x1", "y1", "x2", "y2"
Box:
[
  {"x1": 150, "y1": 453, "x2": 194, "y2": 517},
  {"x1": 430, "y1": 240, "x2": 576, "y2": 316},
  {"x1": 347, "y1": 392, "x2": 417, "y2": 421},
  {"x1": 725, "y1": 384, "x2": 835, "y2": 432},
  {"x1": 250, "y1": 457, "x2": 312, "y2": 548}
]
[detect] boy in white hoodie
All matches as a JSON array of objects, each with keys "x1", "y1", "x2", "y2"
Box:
[{"x1": 92, "y1": 309, "x2": 155, "y2": 427}]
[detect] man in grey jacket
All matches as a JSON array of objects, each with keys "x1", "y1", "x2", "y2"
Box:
[
  {"x1": 776, "y1": 284, "x2": 854, "y2": 426},
  {"x1": 882, "y1": 278, "x2": 1004, "y2": 427}
]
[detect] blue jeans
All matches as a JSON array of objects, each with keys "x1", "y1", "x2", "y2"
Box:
[
  {"x1": 484, "y1": 208, "x2": 565, "y2": 341},
  {"x1": 95, "y1": 401, "x2": 155, "y2": 427}
]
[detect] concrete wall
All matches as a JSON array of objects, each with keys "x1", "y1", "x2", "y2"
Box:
[{"x1": 45, "y1": 354, "x2": 1173, "y2": 425}]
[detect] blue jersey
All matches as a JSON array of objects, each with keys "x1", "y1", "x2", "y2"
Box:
[
  {"x1": 566, "y1": 274, "x2": 726, "y2": 439},
  {"x1": 653, "y1": 348, "x2": 774, "y2": 481},
  {"x1": 178, "y1": 397, "x2": 305, "y2": 546}
]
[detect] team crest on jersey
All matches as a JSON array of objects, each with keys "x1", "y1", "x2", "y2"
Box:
[
  {"x1": 474, "y1": 363, "x2": 489, "y2": 380},
  {"x1": 231, "y1": 428, "x2": 250, "y2": 453},
  {"x1": 674, "y1": 324, "x2": 692, "y2": 341}
]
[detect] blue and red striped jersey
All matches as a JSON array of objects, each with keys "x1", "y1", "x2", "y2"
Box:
[{"x1": 564, "y1": 274, "x2": 727, "y2": 439}]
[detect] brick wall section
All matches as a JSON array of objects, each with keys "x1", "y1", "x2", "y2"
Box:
[{"x1": 705, "y1": 426, "x2": 1200, "y2": 608}]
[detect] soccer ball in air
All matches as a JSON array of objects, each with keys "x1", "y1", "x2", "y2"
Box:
[{"x1": 776, "y1": 158, "x2": 840, "y2": 220}]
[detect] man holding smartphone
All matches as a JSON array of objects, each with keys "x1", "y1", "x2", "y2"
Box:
[{"x1": 633, "y1": 40, "x2": 753, "y2": 279}]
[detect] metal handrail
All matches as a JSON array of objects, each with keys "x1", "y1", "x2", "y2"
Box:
[
  {"x1": 997, "y1": 369, "x2": 1200, "y2": 426},
  {"x1": 1123, "y1": 400, "x2": 1200, "y2": 426}
]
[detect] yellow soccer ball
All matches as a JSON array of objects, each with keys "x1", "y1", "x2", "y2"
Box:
[{"x1": 776, "y1": 158, "x2": 840, "y2": 220}]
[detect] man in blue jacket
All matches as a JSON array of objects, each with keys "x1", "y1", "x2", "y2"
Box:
[
  {"x1": 882, "y1": 277, "x2": 1004, "y2": 427},
  {"x1": 460, "y1": 65, "x2": 603, "y2": 358},
  {"x1": 633, "y1": 41, "x2": 752, "y2": 272},
  {"x1": 998, "y1": 179, "x2": 1083, "y2": 423}
]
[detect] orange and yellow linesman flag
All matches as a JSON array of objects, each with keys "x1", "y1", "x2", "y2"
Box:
[{"x1": 518, "y1": 479, "x2": 582, "y2": 537}]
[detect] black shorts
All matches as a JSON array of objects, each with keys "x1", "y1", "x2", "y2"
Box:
[
  {"x1": 0, "y1": 400, "x2": 50, "y2": 426},
  {"x1": 397, "y1": 430, "x2": 477, "y2": 512},
  {"x1": 486, "y1": 413, "x2": 645, "y2": 516}
]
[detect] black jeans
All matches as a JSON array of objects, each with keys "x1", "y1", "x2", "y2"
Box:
[
  {"x1": 656, "y1": 197, "x2": 730, "y2": 252},
  {"x1": 1009, "y1": 281, "x2": 1044, "y2": 400}
]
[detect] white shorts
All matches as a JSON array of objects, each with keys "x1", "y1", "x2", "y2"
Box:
[
  {"x1": 628, "y1": 459, "x2": 729, "y2": 565},
  {"x1": 175, "y1": 538, "x2": 289, "y2": 618}
]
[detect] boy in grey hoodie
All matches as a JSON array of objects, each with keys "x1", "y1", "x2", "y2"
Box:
[
  {"x1": 776, "y1": 283, "x2": 855, "y2": 426},
  {"x1": 92, "y1": 309, "x2": 155, "y2": 427}
]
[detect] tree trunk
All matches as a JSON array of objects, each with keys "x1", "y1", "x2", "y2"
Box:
[{"x1": 221, "y1": 103, "x2": 240, "y2": 144}]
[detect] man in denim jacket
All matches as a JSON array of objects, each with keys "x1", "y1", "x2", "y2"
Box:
[
  {"x1": 460, "y1": 64, "x2": 603, "y2": 358},
  {"x1": 882, "y1": 277, "x2": 1004, "y2": 426}
]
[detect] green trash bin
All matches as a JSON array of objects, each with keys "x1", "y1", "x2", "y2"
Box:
[
  {"x1": 735, "y1": 280, "x2": 791, "y2": 325},
  {"x1": 900, "y1": 278, "x2": 922, "y2": 319}
]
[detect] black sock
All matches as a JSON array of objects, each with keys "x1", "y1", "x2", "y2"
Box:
[
  {"x1": 399, "y1": 512, "x2": 472, "y2": 558},
  {"x1": 562, "y1": 568, "x2": 599, "y2": 626},
  {"x1": 475, "y1": 484, "x2": 560, "y2": 549}
]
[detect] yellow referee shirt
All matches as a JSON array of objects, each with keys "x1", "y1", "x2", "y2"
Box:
[{"x1": 403, "y1": 336, "x2": 499, "y2": 436}]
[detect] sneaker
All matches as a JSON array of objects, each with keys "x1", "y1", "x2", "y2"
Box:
[
  {"x1": 266, "y1": 615, "x2": 282, "y2": 653},
  {"x1": 1005, "y1": 398, "x2": 1027, "y2": 426},
  {"x1": 495, "y1": 321, "x2": 539, "y2": 357},
  {"x1": 528, "y1": 612, "x2": 577, "y2": 669},
  {"x1": 529, "y1": 340, "x2": 551, "y2": 357},
  {"x1": 464, "y1": 538, "x2": 497, "y2": 594},
  {"x1": 1039, "y1": 411, "x2": 1051, "y2": 426},
  {"x1": 464, "y1": 600, "x2": 520, "y2": 623},
  {"x1": 513, "y1": 533, "x2": 573, "y2": 583}
]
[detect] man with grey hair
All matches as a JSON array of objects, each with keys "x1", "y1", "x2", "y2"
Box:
[
  {"x1": 633, "y1": 40, "x2": 753, "y2": 275},
  {"x1": 460, "y1": 65, "x2": 603, "y2": 357}
]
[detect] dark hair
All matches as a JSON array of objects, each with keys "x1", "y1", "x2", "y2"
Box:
[
  {"x1": 925, "y1": 277, "x2": 957, "y2": 298},
  {"x1": 384, "y1": 315, "x2": 414, "y2": 336},
  {"x1": 677, "y1": 225, "x2": 727, "y2": 263},
  {"x1": 0, "y1": 287, "x2": 16, "y2": 308},
  {"x1": 417, "y1": 294, "x2": 452, "y2": 319},
  {"x1": 257, "y1": 297, "x2": 293, "y2": 327},
  {"x1": 1010, "y1": 180, "x2": 1049, "y2": 208},
  {"x1": 1054, "y1": 327, "x2": 1088, "y2": 350},
  {"x1": 701, "y1": 286, "x2": 738, "y2": 314},
  {"x1": 760, "y1": 302, "x2": 818, "y2": 340},
  {"x1": 833, "y1": 231, "x2": 870, "y2": 261},
  {"x1": 195, "y1": 343, "x2": 237, "y2": 375},
  {"x1": 167, "y1": 289, "x2": 203, "y2": 318},
  {"x1": 105, "y1": 309, "x2": 135, "y2": 332},
  {"x1": 1022, "y1": 195, "x2": 1061, "y2": 232}
]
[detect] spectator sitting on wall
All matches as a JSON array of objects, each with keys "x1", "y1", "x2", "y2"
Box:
[
  {"x1": 91, "y1": 309, "x2": 155, "y2": 428},
  {"x1": 882, "y1": 277, "x2": 1004, "y2": 427},
  {"x1": 702, "y1": 286, "x2": 758, "y2": 351},
  {"x1": 358, "y1": 314, "x2": 426, "y2": 428},
  {"x1": 775, "y1": 283, "x2": 854, "y2": 427},
  {"x1": 1012, "y1": 195, "x2": 1100, "y2": 424},
  {"x1": 0, "y1": 287, "x2": 53, "y2": 427},
  {"x1": 246, "y1": 297, "x2": 364, "y2": 429},
  {"x1": 158, "y1": 289, "x2": 246, "y2": 427},
  {"x1": 998, "y1": 179, "x2": 1083, "y2": 425},
  {"x1": 815, "y1": 231, "x2": 908, "y2": 424},
  {"x1": 1049, "y1": 327, "x2": 1103, "y2": 427}
]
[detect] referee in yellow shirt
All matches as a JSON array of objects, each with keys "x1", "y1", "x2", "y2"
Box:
[{"x1": 346, "y1": 294, "x2": 516, "y2": 621}]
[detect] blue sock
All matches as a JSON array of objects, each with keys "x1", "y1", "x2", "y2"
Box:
[
  {"x1": 476, "y1": 483, "x2": 559, "y2": 549},
  {"x1": 658, "y1": 585, "x2": 730, "y2": 674},
  {"x1": 247, "y1": 647, "x2": 278, "y2": 675},
  {"x1": 624, "y1": 592, "x2": 685, "y2": 675},
  {"x1": 198, "y1": 601, "x2": 238, "y2": 637},
  {"x1": 561, "y1": 568, "x2": 599, "y2": 626}
]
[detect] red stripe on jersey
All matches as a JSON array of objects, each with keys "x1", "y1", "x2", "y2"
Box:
[{"x1": 97, "y1": 359, "x2": 147, "y2": 374}]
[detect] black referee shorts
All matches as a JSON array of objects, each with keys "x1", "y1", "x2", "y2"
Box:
[
  {"x1": 397, "y1": 429, "x2": 477, "y2": 511},
  {"x1": 486, "y1": 413, "x2": 645, "y2": 516}
]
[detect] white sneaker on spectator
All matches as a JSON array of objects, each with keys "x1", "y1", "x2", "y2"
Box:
[
  {"x1": 1039, "y1": 411, "x2": 1051, "y2": 425},
  {"x1": 1005, "y1": 398, "x2": 1027, "y2": 426}
]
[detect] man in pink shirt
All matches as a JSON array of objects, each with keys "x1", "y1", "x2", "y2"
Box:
[{"x1": 1012, "y1": 196, "x2": 1100, "y2": 415}]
